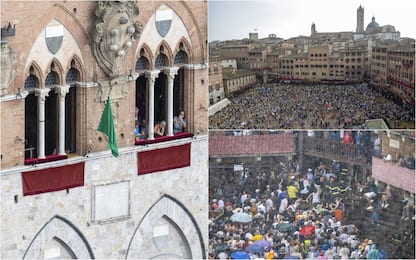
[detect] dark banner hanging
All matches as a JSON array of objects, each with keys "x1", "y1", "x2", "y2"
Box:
[
  {"x1": 22, "y1": 162, "x2": 85, "y2": 196},
  {"x1": 137, "y1": 143, "x2": 191, "y2": 175}
]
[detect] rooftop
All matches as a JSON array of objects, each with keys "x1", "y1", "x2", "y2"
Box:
[
  {"x1": 222, "y1": 68, "x2": 256, "y2": 79},
  {"x1": 209, "y1": 134, "x2": 295, "y2": 156},
  {"x1": 365, "y1": 119, "x2": 389, "y2": 130}
]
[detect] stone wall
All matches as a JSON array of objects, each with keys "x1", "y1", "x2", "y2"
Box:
[{"x1": 1, "y1": 137, "x2": 208, "y2": 259}]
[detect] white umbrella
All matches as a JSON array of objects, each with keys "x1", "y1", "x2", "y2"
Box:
[{"x1": 230, "y1": 212, "x2": 252, "y2": 223}]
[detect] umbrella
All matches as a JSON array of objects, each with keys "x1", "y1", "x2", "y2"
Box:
[
  {"x1": 246, "y1": 244, "x2": 264, "y2": 253},
  {"x1": 254, "y1": 240, "x2": 272, "y2": 251},
  {"x1": 231, "y1": 251, "x2": 250, "y2": 259},
  {"x1": 276, "y1": 223, "x2": 294, "y2": 232},
  {"x1": 215, "y1": 242, "x2": 229, "y2": 254},
  {"x1": 230, "y1": 212, "x2": 252, "y2": 223},
  {"x1": 300, "y1": 225, "x2": 315, "y2": 238},
  {"x1": 252, "y1": 234, "x2": 263, "y2": 241}
]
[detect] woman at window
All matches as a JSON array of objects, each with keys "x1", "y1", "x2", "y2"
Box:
[{"x1": 154, "y1": 121, "x2": 166, "y2": 137}]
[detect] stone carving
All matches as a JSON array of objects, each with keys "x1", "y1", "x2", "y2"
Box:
[
  {"x1": 93, "y1": 1, "x2": 142, "y2": 78},
  {"x1": 95, "y1": 77, "x2": 128, "y2": 102},
  {"x1": 1, "y1": 42, "x2": 17, "y2": 96}
]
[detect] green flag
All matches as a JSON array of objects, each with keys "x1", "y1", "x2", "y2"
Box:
[{"x1": 98, "y1": 96, "x2": 119, "y2": 157}]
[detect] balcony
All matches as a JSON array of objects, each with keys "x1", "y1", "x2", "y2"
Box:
[
  {"x1": 135, "y1": 132, "x2": 194, "y2": 146},
  {"x1": 303, "y1": 135, "x2": 370, "y2": 166}
]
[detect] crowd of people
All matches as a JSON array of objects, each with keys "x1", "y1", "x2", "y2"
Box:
[
  {"x1": 209, "y1": 83, "x2": 414, "y2": 129},
  {"x1": 208, "y1": 159, "x2": 414, "y2": 259}
]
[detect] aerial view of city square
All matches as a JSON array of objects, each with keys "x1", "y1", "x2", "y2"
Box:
[{"x1": 208, "y1": 1, "x2": 415, "y2": 130}]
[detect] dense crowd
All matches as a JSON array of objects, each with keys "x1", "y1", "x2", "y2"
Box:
[
  {"x1": 209, "y1": 83, "x2": 414, "y2": 129},
  {"x1": 208, "y1": 159, "x2": 414, "y2": 259}
]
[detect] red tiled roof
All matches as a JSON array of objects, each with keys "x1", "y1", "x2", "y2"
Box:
[
  {"x1": 209, "y1": 134, "x2": 295, "y2": 156},
  {"x1": 372, "y1": 156, "x2": 415, "y2": 193}
]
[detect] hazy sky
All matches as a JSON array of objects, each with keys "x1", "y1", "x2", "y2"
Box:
[{"x1": 209, "y1": 0, "x2": 416, "y2": 41}]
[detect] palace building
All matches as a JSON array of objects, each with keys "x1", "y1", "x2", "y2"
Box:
[{"x1": 1, "y1": 1, "x2": 208, "y2": 258}]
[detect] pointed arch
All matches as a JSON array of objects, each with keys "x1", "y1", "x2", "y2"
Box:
[
  {"x1": 126, "y1": 194, "x2": 205, "y2": 259},
  {"x1": 44, "y1": 236, "x2": 77, "y2": 259},
  {"x1": 174, "y1": 1, "x2": 206, "y2": 63},
  {"x1": 155, "y1": 53, "x2": 169, "y2": 69},
  {"x1": 23, "y1": 215, "x2": 94, "y2": 259},
  {"x1": 18, "y1": 3, "x2": 92, "y2": 90},
  {"x1": 173, "y1": 37, "x2": 192, "y2": 63},
  {"x1": 24, "y1": 62, "x2": 43, "y2": 89},
  {"x1": 156, "y1": 1, "x2": 205, "y2": 63},
  {"x1": 65, "y1": 54, "x2": 85, "y2": 82},
  {"x1": 136, "y1": 43, "x2": 154, "y2": 68},
  {"x1": 155, "y1": 40, "x2": 173, "y2": 68},
  {"x1": 135, "y1": 56, "x2": 150, "y2": 71},
  {"x1": 45, "y1": 58, "x2": 64, "y2": 85},
  {"x1": 173, "y1": 50, "x2": 188, "y2": 66},
  {"x1": 135, "y1": 44, "x2": 153, "y2": 71}
]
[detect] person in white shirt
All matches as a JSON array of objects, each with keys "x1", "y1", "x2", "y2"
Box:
[{"x1": 241, "y1": 190, "x2": 248, "y2": 207}]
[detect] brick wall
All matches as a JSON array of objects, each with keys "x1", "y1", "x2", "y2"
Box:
[
  {"x1": 1, "y1": 1, "x2": 207, "y2": 168},
  {"x1": 0, "y1": 100, "x2": 26, "y2": 168},
  {"x1": 209, "y1": 134, "x2": 295, "y2": 156}
]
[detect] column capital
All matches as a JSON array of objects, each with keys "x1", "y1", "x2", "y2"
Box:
[
  {"x1": 126, "y1": 72, "x2": 140, "y2": 82},
  {"x1": 144, "y1": 69, "x2": 160, "y2": 81},
  {"x1": 164, "y1": 66, "x2": 179, "y2": 78},
  {"x1": 34, "y1": 88, "x2": 51, "y2": 102},
  {"x1": 55, "y1": 84, "x2": 71, "y2": 98}
]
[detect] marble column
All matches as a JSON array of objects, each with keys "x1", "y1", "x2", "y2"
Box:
[
  {"x1": 145, "y1": 70, "x2": 159, "y2": 140},
  {"x1": 165, "y1": 67, "x2": 179, "y2": 136},
  {"x1": 56, "y1": 85, "x2": 70, "y2": 155},
  {"x1": 35, "y1": 88, "x2": 51, "y2": 159}
]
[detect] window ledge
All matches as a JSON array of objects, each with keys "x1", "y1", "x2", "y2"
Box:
[
  {"x1": 24, "y1": 154, "x2": 68, "y2": 165},
  {"x1": 135, "y1": 132, "x2": 194, "y2": 146}
]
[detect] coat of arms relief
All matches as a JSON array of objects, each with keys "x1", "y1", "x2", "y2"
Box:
[{"x1": 93, "y1": 1, "x2": 142, "y2": 102}]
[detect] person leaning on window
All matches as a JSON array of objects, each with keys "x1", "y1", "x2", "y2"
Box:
[
  {"x1": 173, "y1": 111, "x2": 187, "y2": 134},
  {"x1": 154, "y1": 120, "x2": 166, "y2": 137},
  {"x1": 134, "y1": 120, "x2": 141, "y2": 142}
]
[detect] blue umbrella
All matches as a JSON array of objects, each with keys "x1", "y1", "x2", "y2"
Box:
[
  {"x1": 231, "y1": 251, "x2": 250, "y2": 259},
  {"x1": 246, "y1": 244, "x2": 264, "y2": 253},
  {"x1": 254, "y1": 240, "x2": 272, "y2": 251}
]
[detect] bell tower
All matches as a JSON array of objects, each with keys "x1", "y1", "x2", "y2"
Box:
[
  {"x1": 311, "y1": 22, "x2": 316, "y2": 35},
  {"x1": 356, "y1": 5, "x2": 364, "y2": 33}
]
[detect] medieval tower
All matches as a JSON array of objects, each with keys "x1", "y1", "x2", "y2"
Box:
[{"x1": 356, "y1": 5, "x2": 364, "y2": 32}]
